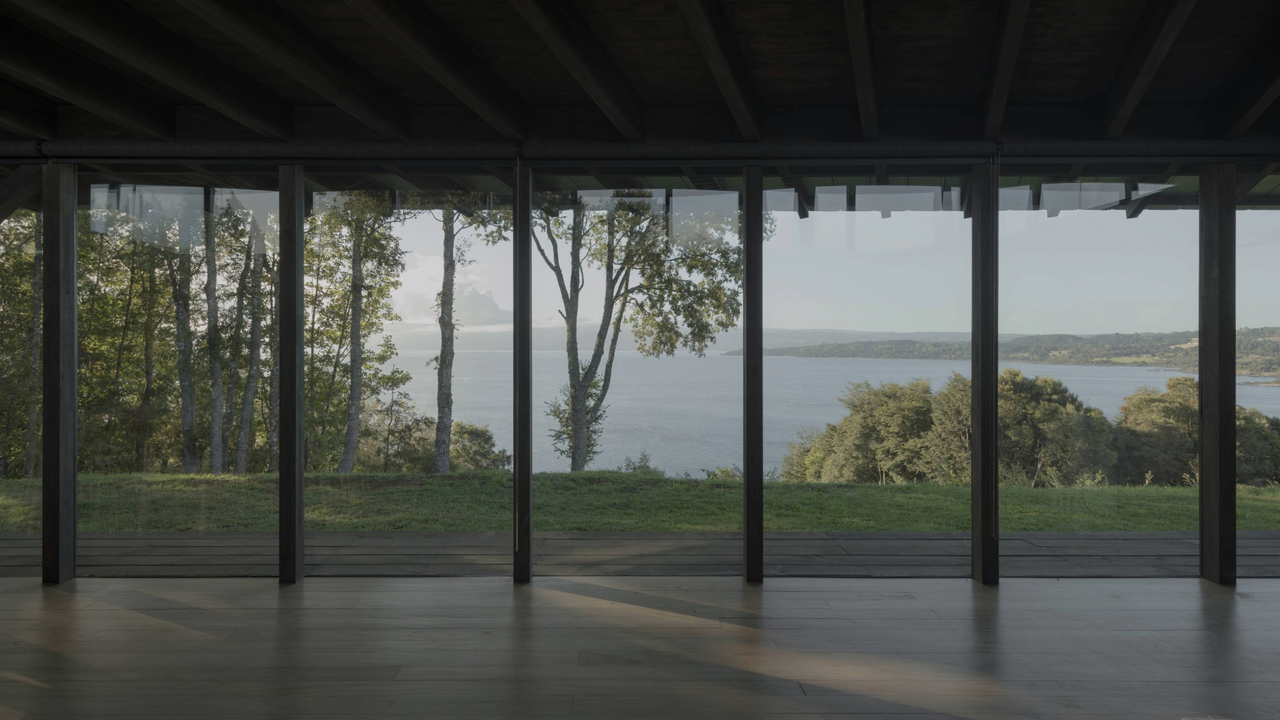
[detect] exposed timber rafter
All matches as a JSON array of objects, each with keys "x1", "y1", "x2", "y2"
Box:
[
  {"x1": 0, "y1": 25, "x2": 173, "y2": 139},
  {"x1": 843, "y1": 0, "x2": 878, "y2": 140},
  {"x1": 983, "y1": 0, "x2": 1030, "y2": 140},
  {"x1": 1102, "y1": 0, "x2": 1197, "y2": 139},
  {"x1": 1236, "y1": 161, "x2": 1279, "y2": 204},
  {"x1": 345, "y1": 0, "x2": 527, "y2": 142},
  {"x1": 677, "y1": 0, "x2": 762, "y2": 142},
  {"x1": 179, "y1": 0, "x2": 411, "y2": 141},
  {"x1": 0, "y1": 164, "x2": 42, "y2": 221},
  {"x1": 510, "y1": 0, "x2": 644, "y2": 142},
  {"x1": 1222, "y1": 47, "x2": 1280, "y2": 139},
  {"x1": 0, "y1": 80, "x2": 55, "y2": 139},
  {"x1": 11, "y1": 0, "x2": 293, "y2": 141}
]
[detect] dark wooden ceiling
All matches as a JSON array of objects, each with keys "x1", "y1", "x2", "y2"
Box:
[{"x1": 0, "y1": 0, "x2": 1278, "y2": 157}]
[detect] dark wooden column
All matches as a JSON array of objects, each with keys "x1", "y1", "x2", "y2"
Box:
[
  {"x1": 42, "y1": 162, "x2": 76, "y2": 584},
  {"x1": 278, "y1": 165, "x2": 305, "y2": 583},
  {"x1": 742, "y1": 165, "x2": 764, "y2": 583},
  {"x1": 1199, "y1": 163, "x2": 1237, "y2": 586},
  {"x1": 513, "y1": 158, "x2": 533, "y2": 583},
  {"x1": 970, "y1": 161, "x2": 999, "y2": 585}
]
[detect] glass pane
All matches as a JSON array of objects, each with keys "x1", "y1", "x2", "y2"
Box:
[
  {"x1": 998, "y1": 174, "x2": 1198, "y2": 577},
  {"x1": 0, "y1": 165, "x2": 42, "y2": 576},
  {"x1": 76, "y1": 165, "x2": 280, "y2": 577},
  {"x1": 533, "y1": 169, "x2": 743, "y2": 575},
  {"x1": 763, "y1": 170, "x2": 972, "y2": 577},
  {"x1": 302, "y1": 167, "x2": 512, "y2": 576},
  {"x1": 1237, "y1": 170, "x2": 1280, "y2": 578}
]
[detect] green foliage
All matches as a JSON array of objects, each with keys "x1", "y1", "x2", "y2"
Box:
[
  {"x1": 0, "y1": 190, "x2": 516, "y2": 480},
  {"x1": 783, "y1": 369, "x2": 1280, "y2": 489},
  {"x1": 0, "y1": 210, "x2": 39, "y2": 478}
]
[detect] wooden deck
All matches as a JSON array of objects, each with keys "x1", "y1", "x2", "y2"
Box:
[{"x1": 3, "y1": 531, "x2": 1280, "y2": 578}]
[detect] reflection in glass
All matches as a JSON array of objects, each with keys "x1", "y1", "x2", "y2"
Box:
[
  {"x1": 0, "y1": 179, "x2": 41, "y2": 556},
  {"x1": 998, "y1": 177, "x2": 1199, "y2": 577},
  {"x1": 75, "y1": 170, "x2": 280, "y2": 577},
  {"x1": 763, "y1": 175, "x2": 971, "y2": 577},
  {"x1": 1237, "y1": 177, "x2": 1280, "y2": 575},
  {"x1": 529, "y1": 172, "x2": 742, "y2": 574},
  {"x1": 301, "y1": 174, "x2": 512, "y2": 575}
]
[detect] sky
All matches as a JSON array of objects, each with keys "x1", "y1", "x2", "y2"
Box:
[{"x1": 382, "y1": 191, "x2": 1280, "y2": 339}]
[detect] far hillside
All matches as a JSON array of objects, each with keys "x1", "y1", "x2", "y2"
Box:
[{"x1": 725, "y1": 328, "x2": 1280, "y2": 379}]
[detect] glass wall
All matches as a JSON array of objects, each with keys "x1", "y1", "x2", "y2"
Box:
[
  {"x1": 531, "y1": 169, "x2": 743, "y2": 575},
  {"x1": 75, "y1": 164, "x2": 280, "y2": 576},
  {"x1": 302, "y1": 166, "x2": 512, "y2": 576},
  {"x1": 1237, "y1": 171, "x2": 1280, "y2": 578},
  {"x1": 0, "y1": 165, "x2": 42, "y2": 576},
  {"x1": 762, "y1": 170, "x2": 972, "y2": 577},
  {"x1": 998, "y1": 174, "x2": 1199, "y2": 577}
]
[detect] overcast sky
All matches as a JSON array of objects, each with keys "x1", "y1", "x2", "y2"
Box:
[{"x1": 387, "y1": 198, "x2": 1280, "y2": 337}]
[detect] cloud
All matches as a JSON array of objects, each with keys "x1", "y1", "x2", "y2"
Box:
[{"x1": 455, "y1": 287, "x2": 511, "y2": 326}]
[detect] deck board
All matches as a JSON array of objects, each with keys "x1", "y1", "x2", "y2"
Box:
[{"x1": 0, "y1": 531, "x2": 1277, "y2": 578}]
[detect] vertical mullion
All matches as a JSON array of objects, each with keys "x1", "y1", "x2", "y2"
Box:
[
  {"x1": 743, "y1": 165, "x2": 764, "y2": 583},
  {"x1": 513, "y1": 158, "x2": 533, "y2": 584},
  {"x1": 42, "y1": 162, "x2": 76, "y2": 585},
  {"x1": 1199, "y1": 163, "x2": 1237, "y2": 586},
  {"x1": 278, "y1": 165, "x2": 305, "y2": 584},
  {"x1": 970, "y1": 161, "x2": 999, "y2": 585}
]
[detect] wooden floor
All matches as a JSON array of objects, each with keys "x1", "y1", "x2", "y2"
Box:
[
  {"x1": 3, "y1": 531, "x2": 1280, "y2": 578},
  {"x1": 0, "y1": 575, "x2": 1277, "y2": 718}
]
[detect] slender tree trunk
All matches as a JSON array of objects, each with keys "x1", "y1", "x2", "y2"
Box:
[
  {"x1": 337, "y1": 228, "x2": 364, "y2": 473},
  {"x1": 234, "y1": 248, "x2": 265, "y2": 474},
  {"x1": 205, "y1": 188, "x2": 225, "y2": 473},
  {"x1": 267, "y1": 257, "x2": 280, "y2": 473},
  {"x1": 224, "y1": 231, "x2": 253, "y2": 450},
  {"x1": 433, "y1": 207, "x2": 456, "y2": 474},
  {"x1": 135, "y1": 266, "x2": 159, "y2": 470},
  {"x1": 167, "y1": 248, "x2": 198, "y2": 473},
  {"x1": 24, "y1": 225, "x2": 42, "y2": 478}
]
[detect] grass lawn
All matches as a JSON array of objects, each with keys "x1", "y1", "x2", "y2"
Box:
[{"x1": 2, "y1": 472, "x2": 1279, "y2": 533}]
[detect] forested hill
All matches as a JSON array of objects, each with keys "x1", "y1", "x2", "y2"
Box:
[{"x1": 725, "y1": 328, "x2": 1280, "y2": 377}]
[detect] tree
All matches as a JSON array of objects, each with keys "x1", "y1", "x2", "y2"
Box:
[
  {"x1": 486, "y1": 189, "x2": 743, "y2": 471},
  {"x1": 426, "y1": 194, "x2": 488, "y2": 474},
  {"x1": 1114, "y1": 377, "x2": 1199, "y2": 485},
  {"x1": 916, "y1": 373, "x2": 971, "y2": 484},
  {"x1": 203, "y1": 188, "x2": 225, "y2": 473},
  {"x1": 304, "y1": 191, "x2": 407, "y2": 472},
  {"x1": 998, "y1": 369, "x2": 1114, "y2": 487},
  {"x1": 0, "y1": 210, "x2": 40, "y2": 478}
]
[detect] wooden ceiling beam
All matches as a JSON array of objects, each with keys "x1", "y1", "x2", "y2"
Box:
[
  {"x1": 0, "y1": 80, "x2": 56, "y2": 139},
  {"x1": 1236, "y1": 161, "x2": 1279, "y2": 202},
  {"x1": 11, "y1": 0, "x2": 292, "y2": 141},
  {"x1": 1222, "y1": 48, "x2": 1280, "y2": 139},
  {"x1": 179, "y1": 0, "x2": 410, "y2": 141},
  {"x1": 1102, "y1": 0, "x2": 1197, "y2": 139},
  {"x1": 0, "y1": 25, "x2": 173, "y2": 139},
  {"x1": 982, "y1": 0, "x2": 1030, "y2": 140},
  {"x1": 346, "y1": 0, "x2": 527, "y2": 142},
  {"x1": 677, "y1": 0, "x2": 761, "y2": 142},
  {"x1": 842, "y1": 0, "x2": 877, "y2": 140},
  {"x1": 510, "y1": 0, "x2": 644, "y2": 142},
  {"x1": 0, "y1": 165, "x2": 42, "y2": 222}
]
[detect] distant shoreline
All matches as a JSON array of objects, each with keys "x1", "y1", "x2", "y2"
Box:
[{"x1": 722, "y1": 328, "x2": 1280, "y2": 381}]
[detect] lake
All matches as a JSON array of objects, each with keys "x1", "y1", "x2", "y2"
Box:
[{"x1": 393, "y1": 350, "x2": 1280, "y2": 475}]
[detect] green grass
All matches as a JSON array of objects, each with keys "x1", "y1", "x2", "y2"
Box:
[{"x1": 2, "y1": 472, "x2": 1279, "y2": 533}]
